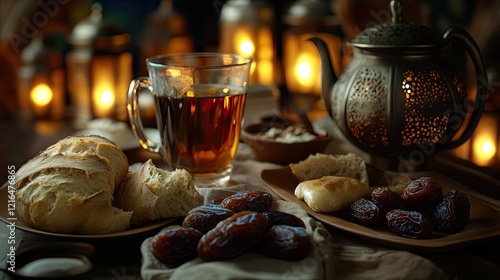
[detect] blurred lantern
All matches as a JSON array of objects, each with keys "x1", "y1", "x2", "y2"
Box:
[
  {"x1": 66, "y1": 3, "x2": 132, "y2": 122},
  {"x1": 452, "y1": 85, "x2": 500, "y2": 170},
  {"x1": 282, "y1": 0, "x2": 345, "y2": 96},
  {"x1": 471, "y1": 108, "x2": 499, "y2": 168},
  {"x1": 140, "y1": 0, "x2": 193, "y2": 67},
  {"x1": 17, "y1": 36, "x2": 65, "y2": 120},
  {"x1": 220, "y1": 0, "x2": 276, "y2": 85}
]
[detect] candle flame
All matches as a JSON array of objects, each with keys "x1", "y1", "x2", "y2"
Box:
[
  {"x1": 30, "y1": 84, "x2": 53, "y2": 106},
  {"x1": 239, "y1": 40, "x2": 254, "y2": 56},
  {"x1": 295, "y1": 54, "x2": 316, "y2": 87},
  {"x1": 297, "y1": 61, "x2": 312, "y2": 81},
  {"x1": 473, "y1": 135, "x2": 496, "y2": 166},
  {"x1": 98, "y1": 90, "x2": 114, "y2": 109}
]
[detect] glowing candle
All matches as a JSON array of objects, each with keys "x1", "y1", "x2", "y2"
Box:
[
  {"x1": 30, "y1": 84, "x2": 53, "y2": 107},
  {"x1": 91, "y1": 56, "x2": 117, "y2": 118},
  {"x1": 472, "y1": 113, "x2": 497, "y2": 166},
  {"x1": 239, "y1": 40, "x2": 255, "y2": 56},
  {"x1": 219, "y1": 0, "x2": 275, "y2": 85}
]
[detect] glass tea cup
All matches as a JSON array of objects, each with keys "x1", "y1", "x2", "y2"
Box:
[{"x1": 127, "y1": 53, "x2": 252, "y2": 187}]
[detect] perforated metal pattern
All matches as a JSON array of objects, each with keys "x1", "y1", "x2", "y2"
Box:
[
  {"x1": 401, "y1": 69, "x2": 459, "y2": 147},
  {"x1": 331, "y1": 67, "x2": 352, "y2": 123},
  {"x1": 347, "y1": 67, "x2": 389, "y2": 149}
]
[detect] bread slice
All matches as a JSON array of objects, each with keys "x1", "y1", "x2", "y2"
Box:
[
  {"x1": 41, "y1": 135, "x2": 129, "y2": 190},
  {"x1": 114, "y1": 160, "x2": 204, "y2": 225},
  {"x1": 16, "y1": 153, "x2": 132, "y2": 234},
  {"x1": 294, "y1": 176, "x2": 372, "y2": 213},
  {"x1": 289, "y1": 153, "x2": 369, "y2": 185}
]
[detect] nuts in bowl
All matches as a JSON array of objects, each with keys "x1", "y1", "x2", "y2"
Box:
[{"x1": 240, "y1": 123, "x2": 331, "y2": 165}]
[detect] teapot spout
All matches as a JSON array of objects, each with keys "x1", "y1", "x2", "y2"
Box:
[{"x1": 309, "y1": 37, "x2": 338, "y2": 116}]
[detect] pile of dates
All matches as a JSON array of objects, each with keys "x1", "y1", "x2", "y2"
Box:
[
  {"x1": 347, "y1": 177, "x2": 471, "y2": 238},
  {"x1": 150, "y1": 190, "x2": 311, "y2": 266}
]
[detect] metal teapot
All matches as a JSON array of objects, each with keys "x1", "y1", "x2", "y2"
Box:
[{"x1": 310, "y1": 0, "x2": 487, "y2": 167}]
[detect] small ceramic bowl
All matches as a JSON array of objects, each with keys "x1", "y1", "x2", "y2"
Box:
[{"x1": 241, "y1": 123, "x2": 332, "y2": 165}]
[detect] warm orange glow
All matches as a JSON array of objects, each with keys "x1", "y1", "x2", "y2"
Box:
[
  {"x1": 473, "y1": 135, "x2": 496, "y2": 165},
  {"x1": 294, "y1": 53, "x2": 317, "y2": 88},
  {"x1": 482, "y1": 141, "x2": 495, "y2": 155},
  {"x1": 257, "y1": 60, "x2": 273, "y2": 85},
  {"x1": 297, "y1": 61, "x2": 311, "y2": 80},
  {"x1": 30, "y1": 84, "x2": 53, "y2": 106},
  {"x1": 99, "y1": 90, "x2": 114, "y2": 108},
  {"x1": 91, "y1": 56, "x2": 118, "y2": 118},
  {"x1": 471, "y1": 113, "x2": 497, "y2": 166},
  {"x1": 234, "y1": 27, "x2": 256, "y2": 57},
  {"x1": 93, "y1": 85, "x2": 115, "y2": 116},
  {"x1": 239, "y1": 40, "x2": 255, "y2": 56}
]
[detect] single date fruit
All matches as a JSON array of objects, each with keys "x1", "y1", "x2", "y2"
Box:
[
  {"x1": 348, "y1": 198, "x2": 384, "y2": 226},
  {"x1": 182, "y1": 205, "x2": 235, "y2": 233},
  {"x1": 197, "y1": 211, "x2": 268, "y2": 261},
  {"x1": 402, "y1": 177, "x2": 442, "y2": 214},
  {"x1": 371, "y1": 187, "x2": 409, "y2": 213},
  {"x1": 208, "y1": 197, "x2": 225, "y2": 205},
  {"x1": 219, "y1": 190, "x2": 273, "y2": 213},
  {"x1": 150, "y1": 226, "x2": 203, "y2": 265},
  {"x1": 432, "y1": 189, "x2": 470, "y2": 234},
  {"x1": 386, "y1": 209, "x2": 434, "y2": 239},
  {"x1": 264, "y1": 211, "x2": 306, "y2": 228},
  {"x1": 258, "y1": 225, "x2": 311, "y2": 261}
]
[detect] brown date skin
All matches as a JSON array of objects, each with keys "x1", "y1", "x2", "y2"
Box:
[
  {"x1": 402, "y1": 177, "x2": 443, "y2": 215},
  {"x1": 264, "y1": 211, "x2": 306, "y2": 228},
  {"x1": 432, "y1": 189, "x2": 470, "y2": 234},
  {"x1": 209, "y1": 197, "x2": 225, "y2": 205},
  {"x1": 182, "y1": 205, "x2": 235, "y2": 234},
  {"x1": 371, "y1": 187, "x2": 409, "y2": 213},
  {"x1": 197, "y1": 211, "x2": 268, "y2": 261},
  {"x1": 258, "y1": 225, "x2": 311, "y2": 261},
  {"x1": 219, "y1": 190, "x2": 273, "y2": 213},
  {"x1": 386, "y1": 209, "x2": 434, "y2": 239},
  {"x1": 150, "y1": 226, "x2": 203, "y2": 266},
  {"x1": 348, "y1": 198, "x2": 384, "y2": 226}
]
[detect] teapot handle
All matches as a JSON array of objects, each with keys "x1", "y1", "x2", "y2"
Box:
[{"x1": 443, "y1": 27, "x2": 488, "y2": 149}]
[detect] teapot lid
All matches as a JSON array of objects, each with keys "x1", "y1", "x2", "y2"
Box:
[{"x1": 350, "y1": 0, "x2": 444, "y2": 49}]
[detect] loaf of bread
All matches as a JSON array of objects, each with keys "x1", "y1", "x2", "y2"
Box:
[
  {"x1": 15, "y1": 135, "x2": 132, "y2": 234},
  {"x1": 289, "y1": 153, "x2": 369, "y2": 185},
  {"x1": 294, "y1": 176, "x2": 372, "y2": 213},
  {"x1": 41, "y1": 135, "x2": 129, "y2": 189},
  {"x1": 114, "y1": 159, "x2": 204, "y2": 225}
]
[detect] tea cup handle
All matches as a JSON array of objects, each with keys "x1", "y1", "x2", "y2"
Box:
[
  {"x1": 127, "y1": 77, "x2": 161, "y2": 153},
  {"x1": 443, "y1": 27, "x2": 488, "y2": 149}
]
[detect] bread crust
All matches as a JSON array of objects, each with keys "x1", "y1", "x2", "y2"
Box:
[
  {"x1": 15, "y1": 136, "x2": 132, "y2": 234},
  {"x1": 41, "y1": 135, "x2": 129, "y2": 189},
  {"x1": 289, "y1": 153, "x2": 369, "y2": 185}
]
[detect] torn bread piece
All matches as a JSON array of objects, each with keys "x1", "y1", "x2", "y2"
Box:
[{"x1": 115, "y1": 160, "x2": 204, "y2": 225}]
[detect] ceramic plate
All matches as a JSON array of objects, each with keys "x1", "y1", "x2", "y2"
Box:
[
  {"x1": 261, "y1": 166, "x2": 500, "y2": 252},
  {"x1": 0, "y1": 185, "x2": 175, "y2": 239}
]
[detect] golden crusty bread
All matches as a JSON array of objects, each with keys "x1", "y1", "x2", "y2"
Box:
[
  {"x1": 294, "y1": 176, "x2": 372, "y2": 213},
  {"x1": 41, "y1": 135, "x2": 128, "y2": 189},
  {"x1": 15, "y1": 153, "x2": 132, "y2": 234},
  {"x1": 114, "y1": 159, "x2": 204, "y2": 226},
  {"x1": 291, "y1": 153, "x2": 412, "y2": 213},
  {"x1": 289, "y1": 153, "x2": 369, "y2": 185}
]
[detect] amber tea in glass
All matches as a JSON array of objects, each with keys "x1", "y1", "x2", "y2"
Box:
[{"x1": 128, "y1": 53, "x2": 252, "y2": 187}]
